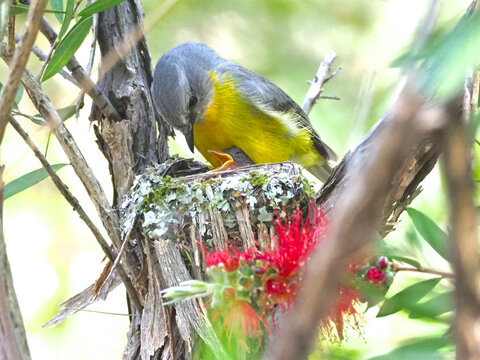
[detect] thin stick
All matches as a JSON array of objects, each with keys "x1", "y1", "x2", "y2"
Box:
[
  {"x1": 76, "y1": 1, "x2": 97, "y2": 115},
  {"x1": 7, "y1": 67, "x2": 142, "y2": 310},
  {"x1": 15, "y1": 0, "x2": 122, "y2": 121},
  {"x1": 0, "y1": 0, "x2": 48, "y2": 145},
  {"x1": 7, "y1": 0, "x2": 15, "y2": 55},
  {"x1": 8, "y1": 115, "x2": 116, "y2": 265},
  {"x1": 10, "y1": 109, "x2": 44, "y2": 124},
  {"x1": 392, "y1": 265, "x2": 454, "y2": 279},
  {"x1": 16, "y1": 36, "x2": 80, "y2": 86},
  {"x1": 301, "y1": 50, "x2": 340, "y2": 115},
  {"x1": 8, "y1": 115, "x2": 142, "y2": 307},
  {"x1": 36, "y1": 34, "x2": 59, "y2": 81}
]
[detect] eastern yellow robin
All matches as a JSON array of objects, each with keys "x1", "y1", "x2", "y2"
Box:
[{"x1": 151, "y1": 43, "x2": 337, "y2": 181}]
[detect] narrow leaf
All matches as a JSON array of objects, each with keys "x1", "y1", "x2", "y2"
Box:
[
  {"x1": 13, "y1": 84, "x2": 23, "y2": 109},
  {"x1": 42, "y1": 16, "x2": 93, "y2": 81},
  {"x1": 77, "y1": 0, "x2": 126, "y2": 18},
  {"x1": 369, "y1": 336, "x2": 450, "y2": 360},
  {"x1": 406, "y1": 207, "x2": 448, "y2": 261},
  {"x1": 58, "y1": 0, "x2": 75, "y2": 40},
  {"x1": 50, "y1": 0, "x2": 63, "y2": 22},
  {"x1": 9, "y1": 4, "x2": 65, "y2": 15},
  {"x1": 409, "y1": 291, "x2": 454, "y2": 319},
  {"x1": 4, "y1": 164, "x2": 68, "y2": 200},
  {"x1": 30, "y1": 105, "x2": 77, "y2": 126},
  {"x1": 57, "y1": 105, "x2": 77, "y2": 121},
  {"x1": 377, "y1": 277, "x2": 441, "y2": 317}
]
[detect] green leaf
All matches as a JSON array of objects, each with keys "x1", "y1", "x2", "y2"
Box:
[
  {"x1": 13, "y1": 84, "x2": 23, "y2": 110},
  {"x1": 58, "y1": 0, "x2": 75, "y2": 40},
  {"x1": 30, "y1": 105, "x2": 77, "y2": 125},
  {"x1": 388, "y1": 255, "x2": 423, "y2": 270},
  {"x1": 9, "y1": 4, "x2": 65, "y2": 15},
  {"x1": 4, "y1": 164, "x2": 68, "y2": 200},
  {"x1": 77, "y1": 0, "x2": 126, "y2": 18},
  {"x1": 50, "y1": 0, "x2": 63, "y2": 22},
  {"x1": 42, "y1": 16, "x2": 93, "y2": 81},
  {"x1": 409, "y1": 291, "x2": 454, "y2": 319},
  {"x1": 57, "y1": 105, "x2": 77, "y2": 121},
  {"x1": 406, "y1": 207, "x2": 448, "y2": 261},
  {"x1": 377, "y1": 277, "x2": 441, "y2": 317},
  {"x1": 420, "y1": 12, "x2": 480, "y2": 100},
  {"x1": 369, "y1": 336, "x2": 450, "y2": 360}
]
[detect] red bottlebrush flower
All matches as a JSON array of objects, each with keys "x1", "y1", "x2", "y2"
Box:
[
  {"x1": 205, "y1": 247, "x2": 241, "y2": 272},
  {"x1": 366, "y1": 267, "x2": 386, "y2": 284},
  {"x1": 198, "y1": 204, "x2": 363, "y2": 344},
  {"x1": 324, "y1": 287, "x2": 362, "y2": 340}
]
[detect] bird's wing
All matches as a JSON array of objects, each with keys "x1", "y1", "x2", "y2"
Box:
[{"x1": 215, "y1": 62, "x2": 337, "y2": 161}]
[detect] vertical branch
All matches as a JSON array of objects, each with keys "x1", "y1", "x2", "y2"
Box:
[
  {"x1": 442, "y1": 103, "x2": 480, "y2": 359},
  {"x1": 0, "y1": 167, "x2": 32, "y2": 360},
  {"x1": 0, "y1": 0, "x2": 48, "y2": 144},
  {"x1": 7, "y1": 0, "x2": 15, "y2": 55}
]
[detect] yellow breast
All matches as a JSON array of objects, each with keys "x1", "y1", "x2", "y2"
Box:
[{"x1": 193, "y1": 71, "x2": 320, "y2": 168}]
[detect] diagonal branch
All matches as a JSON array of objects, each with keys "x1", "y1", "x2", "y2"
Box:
[
  {"x1": 265, "y1": 82, "x2": 447, "y2": 360},
  {"x1": 2, "y1": 65, "x2": 142, "y2": 310},
  {"x1": 17, "y1": 0, "x2": 122, "y2": 122},
  {"x1": 0, "y1": 0, "x2": 48, "y2": 145},
  {"x1": 8, "y1": 115, "x2": 115, "y2": 263}
]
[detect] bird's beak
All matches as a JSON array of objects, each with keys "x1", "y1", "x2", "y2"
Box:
[{"x1": 185, "y1": 124, "x2": 194, "y2": 153}]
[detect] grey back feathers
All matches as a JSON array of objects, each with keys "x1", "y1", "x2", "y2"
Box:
[{"x1": 151, "y1": 42, "x2": 337, "y2": 163}]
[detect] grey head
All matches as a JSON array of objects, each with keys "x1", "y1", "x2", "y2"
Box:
[{"x1": 151, "y1": 43, "x2": 227, "y2": 152}]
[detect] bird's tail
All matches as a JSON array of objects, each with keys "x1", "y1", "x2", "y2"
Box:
[{"x1": 306, "y1": 161, "x2": 333, "y2": 183}]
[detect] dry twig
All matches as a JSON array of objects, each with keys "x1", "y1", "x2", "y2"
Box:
[
  {"x1": 301, "y1": 50, "x2": 340, "y2": 115},
  {"x1": 8, "y1": 115, "x2": 116, "y2": 264},
  {"x1": 0, "y1": 0, "x2": 48, "y2": 145}
]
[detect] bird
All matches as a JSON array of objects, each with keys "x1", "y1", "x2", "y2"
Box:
[{"x1": 151, "y1": 42, "x2": 337, "y2": 181}]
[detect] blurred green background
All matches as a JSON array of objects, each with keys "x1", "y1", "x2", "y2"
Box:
[{"x1": 1, "y1": 0, "x2": 471, "y2": 358}]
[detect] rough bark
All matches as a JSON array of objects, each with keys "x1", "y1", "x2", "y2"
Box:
[{"x1": 92, "y1": 0, "x2": 169, "y2": 206}]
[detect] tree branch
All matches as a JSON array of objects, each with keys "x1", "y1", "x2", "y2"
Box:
[
  {"x1": 0, "y1": 166, "x2": 32, "y2": 360},
  {"x1": 0, "y1": 0, "x2": 48, "y2": 144},
  {"x1": 442, "y1": 101, "x2": 480, "y2": 359},
  {"x1": 266, "y1": 82, "x2": 447, "y2": 360},
  {"x1": 15, "y1": 0, "x2": 123, "y2": 122},
  {"x1": 301, "y1": 50, "x2": 340, "y2": 115},
  {"x1": 8, "y1": 115, "x2": 115, "y2": 264}
]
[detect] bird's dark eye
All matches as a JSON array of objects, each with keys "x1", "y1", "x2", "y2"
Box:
[{"x1": 188, "y1": 95, "x2": 198, "y2": 108}]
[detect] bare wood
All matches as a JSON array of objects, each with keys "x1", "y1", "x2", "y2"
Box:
[
  {"x1": 0, "y1": 166, "x2": 32, "y2": 360},
  {"x1": 7, "y1": 0, "x2": 15, "y2": 55},
  {"x1": 92, "y1": 0, "x2": 168, "y2": 205},
  {"x1": 14, "y1": 0, "x2": 122, "y2": 122},
  {"x1": 14, "y1": 35, "x2": 80, "y2": 86},
  {"x1": 266, "y1": 84, "x2": 446, "y2": 360},
  {"x1": 8, "y1": 115, "x2": 115, "y2": 264},
  {"x1": 14, "y1": 68, "x2": 142, "y2": 309},
  {"x1": 0, "y1": 0, "x2": 48, "y2": 145},
  {"x1": 442, "y1": 102, "x2": 480, "y2": 359},
  {"x1": 301, "y1": 50, "x2": 339, "y2": 115}
]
